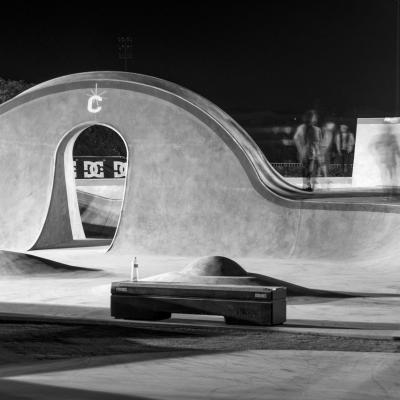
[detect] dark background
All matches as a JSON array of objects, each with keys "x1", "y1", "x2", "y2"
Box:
[{"x1": 0, "y1": 1, "x2": 397, "y2": 118}]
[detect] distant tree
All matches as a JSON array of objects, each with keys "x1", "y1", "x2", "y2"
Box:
[{"x1": 0, "y1": 78, "x2": 34, "y2": 104}]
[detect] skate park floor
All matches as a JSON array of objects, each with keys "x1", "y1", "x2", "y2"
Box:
[
  {"x1": 1, "y1": 247, "x2": 400, "y2": 399},
  {"x1": 0, "y1": 325, "x2": 399, "y2": 400},
  {"x1": 2, "y1": 246, "x2": 400, "y2": 331}
]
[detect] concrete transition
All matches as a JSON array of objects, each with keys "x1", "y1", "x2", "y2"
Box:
[
  {"x1": 0, "y1": 71, "x2": 399, "y2": 294},
  {"x1": 147, "y1": 256, "x2": 361, "y2": 297},
  {"x1": 77, "y1": 189, "x2": 121, "y2": 238},
  {"x1": 0, "y1": 250, "x2": 95, "y2": 276}
]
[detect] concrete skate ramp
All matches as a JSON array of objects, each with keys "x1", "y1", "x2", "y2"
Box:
[
  {"x1": 0, "y1": 250, "x2": 95, "y2": 276},
  {"x1": 1, "y1": 71, "x2": 400, "y2": 278},
  {"x1": 77, "y1": 190, "x2": 121, "y2": 238},
  {"x1": 145, "y1": 256, "x2": 397, "y2": 297}
]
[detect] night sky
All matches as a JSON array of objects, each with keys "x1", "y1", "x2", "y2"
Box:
[{"x1": 0, "y1": 1, "x2": 397, "y2": 117}]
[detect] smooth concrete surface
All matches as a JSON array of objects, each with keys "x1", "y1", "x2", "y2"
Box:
[
  {"x1": 0, "y1": 249, "x2": 400, "y2": 400},
  {"x1": 76, "y1": 181, "x2": 125, "y2": 199},
  {"x1": 77, "y1": 189, "x2": 121, "y2": 236},
  {"x1": 1, "y1": 245, "x2": 398, "y2": 331},
  {"x1": 0, "y1": 71, "x2": 298, "y2": 253},
  {"x1": 2, "y1": 72, "x2": 400, "y2": 399},
  {"x1": 1, "y1": 350, "x2": 400, "y2": 400},
  {"x1": 1, "y1": 72, "x2": 400, "y2": 297},
  {"x1": 1, "y1": 249, "x2": 400, "y2": 326},
  {"x1": 1, "y1": 71, "x2": 400, "y2": 265},
  {"x1": 26, "y1": 249, "x2": 400, "y2": 295}
]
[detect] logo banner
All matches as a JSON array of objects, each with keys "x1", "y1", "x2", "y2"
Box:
[{"x1": 73, "y1": 156, "x2": 127, "y2": 179}]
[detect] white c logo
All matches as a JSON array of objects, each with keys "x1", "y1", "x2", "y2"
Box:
[{"x1": 87, "y1": 94, "x2": 102, "y2": 113}]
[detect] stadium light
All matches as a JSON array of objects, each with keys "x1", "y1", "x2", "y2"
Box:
[{"x1": 117, "y1": 36, "x2": 133, "y2": 72}]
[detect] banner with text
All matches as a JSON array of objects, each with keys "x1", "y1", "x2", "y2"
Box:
[{"x1": 73, "y1": 156, "x2": 127, "y2": 179}]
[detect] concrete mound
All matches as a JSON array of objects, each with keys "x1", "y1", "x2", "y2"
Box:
[
  {"x1": 183, "y1": 256, "x2": 247, "y2": 277},
  {"x1": 145, "y1": 255, "x2": 357, "y2": 297},
  {"x1": 0, "y1": 250, "x2": 96, "y2": 276}
]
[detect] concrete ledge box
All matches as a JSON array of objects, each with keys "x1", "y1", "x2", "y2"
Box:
[{"x1": 110, "y1": 282, "x2": 286, "y2": 326}]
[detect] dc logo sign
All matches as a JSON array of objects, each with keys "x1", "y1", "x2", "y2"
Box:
[
  {"x1": 113, "y1": 161, "x2": 126, "y2": 178},
  {"x1": 84, "y1": 161, "x2": 105, "y2": 178},
  {"x1": 73, "y1": 157, "x2": 126, "y2": 179},
  {"x1": 87, "y1": 83, "x2": 106, "y2": 114}
]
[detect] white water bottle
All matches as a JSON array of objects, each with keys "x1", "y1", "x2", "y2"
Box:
[{"x1": 130, "y1": 257, "x2": 139, "y2": 282}]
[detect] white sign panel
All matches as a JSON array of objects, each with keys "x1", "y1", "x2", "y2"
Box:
[{"x1": 352, "y1": 118, "x2": 400, "y2": 188}]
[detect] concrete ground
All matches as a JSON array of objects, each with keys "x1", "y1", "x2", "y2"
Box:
[
  {"x1": 9, "y1": 246, "x2": 400, "y2": 326},
  {"x1": 3, "y1": 71, "x2": 400, "y2": 399},
  {"x1": 0, "y1": 247, "x2": 400, "y2": 398},
  {"x1": 1, "y1": 350, "x2": 400, "y2": 400},
  {"x1": 0, "y1": 321, "x2": 399, "y2": 400}
]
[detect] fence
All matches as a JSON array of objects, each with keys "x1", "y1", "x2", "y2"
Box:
[
  {"x1": 271, "y1": 163, "x2": 353, "y2": 177},
  {"x1": 72, "y1": 158, "x2": 352, "y2": 179}
]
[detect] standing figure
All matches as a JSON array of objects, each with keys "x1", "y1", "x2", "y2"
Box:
[
  {"x1": 335, "y1": 123, "x2": 355, "y2": 175},
  {"x1": 318, "y1": 121, "x2": 335, "y2": 178},
  {"x1": 293, "y1": 110, "x2": 322, "y2": 191},
  {"x1": 372, "y1": 125, "x2": 400, "y2": 191}
]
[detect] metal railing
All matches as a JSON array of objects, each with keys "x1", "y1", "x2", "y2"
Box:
[{"x1": 271, "y1": 163, "x2": 353, "y2": 177}]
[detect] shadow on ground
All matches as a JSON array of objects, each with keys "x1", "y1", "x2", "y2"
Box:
[
  {"x1": 0, "y1": 379, "x2": 157, "y2": 400},
  {"x1": 0, "y1": 319, "x2": 399, "y2": 376},
  {"x1": 2, "y1": 300, "x2": 400, "y2": 331}
]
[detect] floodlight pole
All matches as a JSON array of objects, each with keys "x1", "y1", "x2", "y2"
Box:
[{"x1": 117, "y1": 36, "x2": 133, "y2": 72}]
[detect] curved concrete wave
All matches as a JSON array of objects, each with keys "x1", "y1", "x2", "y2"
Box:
[{"x1": 0, "y1": 71, "x2": 399, "y2": 289}]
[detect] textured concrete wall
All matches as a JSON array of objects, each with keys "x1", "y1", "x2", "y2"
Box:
[{"x1": 1, "y1": 72, "x2": 400, "y2": 262}]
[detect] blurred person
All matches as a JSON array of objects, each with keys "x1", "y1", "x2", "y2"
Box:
[
  {"x1": 371, "y1": 125, "x2": 400, "y2": 191},
  {"x1": 335, "y1": 123, "x2": 355, "y2": 175},
  {"x1": 293, "y1": 109, "x2": 322, "y2": 191},
  {"x1": 318, "y1": 121, "x2": 335, "y2": 178}
]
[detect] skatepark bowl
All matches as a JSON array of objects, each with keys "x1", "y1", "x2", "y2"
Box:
[{"x1": 0, "y1": 71, "x2": 400, "y2": 399}]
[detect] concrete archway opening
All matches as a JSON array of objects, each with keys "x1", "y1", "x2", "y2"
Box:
[
  {"x1": 72, "y1": 124, "x2": 128, "y2": 241},
  {"x1": 30, "y1": 122, "x2": 128, "y2": 251}
]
